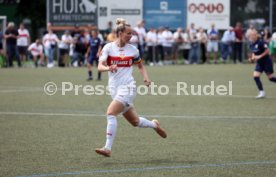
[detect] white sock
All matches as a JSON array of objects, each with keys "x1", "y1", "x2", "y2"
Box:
[
  {"x1": 138, "y1": 117, "x2": 156, "y2": 128},
  {"x1": 104, "y1": 115, "x2": 117, "y2": 150}
]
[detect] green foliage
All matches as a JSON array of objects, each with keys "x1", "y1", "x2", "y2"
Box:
[
  {"x1": 15, "y1": 0, "x2": 46, "y2": 39},
  {"x1": 231, "y1": 0, "x2": 269, "y2": 27}
]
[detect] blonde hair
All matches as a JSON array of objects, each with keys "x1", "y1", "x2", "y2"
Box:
[
  {"x1": 115, "y1": 18, "x2": 130, "y2": 35},
  {"x1": 249, "y1": 29, "x2": 258, "y2": 36},
  {"x1": 7, "y1": 22, "x2": 15, "y2": 28}
]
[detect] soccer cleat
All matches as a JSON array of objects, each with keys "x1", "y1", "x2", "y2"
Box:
[
  {"x1": 95, "y1": 147, "x2": 111, "y2": 157},
  {"x1": 152, "y1": 119, "x2": 167, "y2": 138},
  {"x1": 256, "y1": 91, "x2": 265, "y2": 99}
]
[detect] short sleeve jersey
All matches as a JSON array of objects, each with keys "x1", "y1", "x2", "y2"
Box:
[
  {"x1": 99, "y1": 42, "x2": 141, "y2": 88},
  {"x1": 88, "y1": 37, "x2": 101, "y2": 56},
  {"x1": 249, "y1": 39, "x2": 269, "y2": 61}
]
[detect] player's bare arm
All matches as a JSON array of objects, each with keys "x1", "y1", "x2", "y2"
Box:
[
  {"x1": 252, "y1": 48, "x2": 269, "y2": 61},
  {"x1": 137, "y1": 61, "x2": 151, "y2": 86},
  {"x1": 98, "y1": 60, "x2": 117, "y2": 73}
]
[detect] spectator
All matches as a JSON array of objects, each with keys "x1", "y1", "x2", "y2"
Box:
[
  {"x1": 72, "y1": 34, "x2": 86, "y2": 67},
  {"x1": 207, "y1": 23, "x2": 219, "y2": 64},
  {"x1": 43, "y1": 29, "x2": 59, "y2": 68},
  {"x1": 156, "y1": 27, "x2": 165, "y2": 66},
  {"x1": 71, "y1": 24, "x2": 81, "y2": 38},
  {"x1": 197, "y1": 27, "x2": 208, "y2": 64},
  {"x1": 146, "y1": 28, "x2": 157, "y2": 66},
  {"x1": 129, "y1": 30, "x2": 139, "y2": 49},
  {"x1": 189, "y1": 24, "x2": 199, "y2": 64},
  {"x1": 245, "y1": 24, "x2": 256, "y2": 61},
  {"x1": 104, "y1": 21, "x2": 113, "y2": 38},
  {"x1": 221, "y1": 27, "x2": 236, "y2": 62},
  {"x1": 134, "y1": 20, "x2": 147, "y2": 58},
  {"x1": 106, "y1": 29, "x2": 117, "y2": 43},
  {"x1": 173, "y1": 27, "x2": 185, "y2": 64},
  {"x1": 58, "y1": 30, "x2": 72, "y2": 67},
  {"x1": 4, "y1": 22, "x2": 20, "y2": 67},
  {"x1": 43, "y1": 22, "x2": 52, "y2": 36},
  {"x1": 28, "y1": 39, "x2": 44, "y2": 67},
  {"x1": 84, "y1": 27, "x2": 91, "y2": 43},
  {"x1": 183, "y1": 27, "x2": 191, "y2": 65},
  {"x1": 162, "y1": 27, "x2": 174, "y2": 63},
  {"x1": 245, "y1": 24, "x2": 255, "y2": 41},
  {"x1": 233, "y1": 22, "x2": 244, "y2": 63},
  {"x1": 17, "y1": 23, "x2": 30, "y2": 65}
]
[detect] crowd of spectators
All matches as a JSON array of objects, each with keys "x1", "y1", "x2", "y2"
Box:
[{"x1": 0, "y1": 20, "x2": 276, "y2": 68}]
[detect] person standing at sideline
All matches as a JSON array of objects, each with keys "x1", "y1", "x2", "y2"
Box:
[
  {"x1": 58, "y1": 30, "x2": 72, "y2": 67},
  {"x1": 4, "y1": 22, "x2": 20, "y2": 67},
  {"x1": 43, "y1": 29, "x2": 59, "y2": 68},
  {"x1": 207, "y1": 24, "x2": 219, "y2": 64},
  {"x1": 0, "y1": 29, "x2": 5, "y2": 61},
  {"x1": 248, "y1": 30, "x2": 276, "y2": 98},
  {"x1": 17, "y1": 23, "x2": 30, "y2": 65},
  {"x1": 233, "y1": 22, "x2": 243, "y2": 64},
  {"x1": 95, "y1": 18, "x2": 167, "y2": 157}
]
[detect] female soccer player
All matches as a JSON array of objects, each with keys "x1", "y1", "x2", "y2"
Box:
[
  {"x1": 85, "y1": 29, "x2": 102, "y2": 81},
  {"x1": 248, "y1": 29, "x2": 276, "y2": 98},
  {"x1": 96, "y1": 18, "x2": 167, "y2": 157}
]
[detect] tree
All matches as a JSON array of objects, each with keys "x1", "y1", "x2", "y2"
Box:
[
  {"x1": 15, "y1": 0, "x2": 46, "y2": 40},
  {"x1": 231, "y1": 0, "x2": 269, "y2": 29}
]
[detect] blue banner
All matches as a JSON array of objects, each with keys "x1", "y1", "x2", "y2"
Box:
[{"x1": 143, "y1": 0, "x2": 187, "y2": 30}]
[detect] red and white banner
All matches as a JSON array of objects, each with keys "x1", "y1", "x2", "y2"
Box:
[{"x1": 187, "y1": 0, "x2": 230, "y2": 30}]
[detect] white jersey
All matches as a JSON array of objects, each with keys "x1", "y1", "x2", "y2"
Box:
[
  {"x1": 28, "y1": 43, "x2": 43, "y2": 56},
  {"x1": 17, "y1": 29, "x2": 29, "y2": 46},
  {"x1": 134, "y1": 26, "x2": 146, "y2": 45},
  {"x1": 58, "y1": 34, "x2": 72, "y2": 49},
  {"x1": 43, "y1": 33, "x2": 59, "y2": 49},
  {"x1": 99, "y1": 42, "x2": 141, "y2": 93}
]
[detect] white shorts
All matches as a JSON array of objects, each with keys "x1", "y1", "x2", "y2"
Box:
[
  {"x1": 111, "y1": 85, "x2": 136, "y2": 114},
  {"x1": 207, "y1": 41, "x2": 218, "y2": 52}
]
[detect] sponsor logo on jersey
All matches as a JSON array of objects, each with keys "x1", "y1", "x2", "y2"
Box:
[{"x1": 107, "y1": 56, "x2": 134, "y2": 67}]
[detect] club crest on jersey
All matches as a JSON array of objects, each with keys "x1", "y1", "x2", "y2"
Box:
[{"x1": 119, "y1": 54, "x2": 125, "y2": 59}]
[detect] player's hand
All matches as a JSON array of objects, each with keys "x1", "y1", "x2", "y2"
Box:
[
  {"x1": 144, "y1": 79, "x2": 151, "y2": 87},
  {"x1": 248, "y1": 58, "x2": 254, "y2": 63},
  {"x1": 253, "y1": 55, "x2": 260, "y2": 61},
  {"x1": 109, "y1": 65, "x2": 117, "y2": 73}
]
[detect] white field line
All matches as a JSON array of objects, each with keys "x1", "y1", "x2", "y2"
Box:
[{"x1": 0, "y1": 111, "x2": 275, "y2": 119}]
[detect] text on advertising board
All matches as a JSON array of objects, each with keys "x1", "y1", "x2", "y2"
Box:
[{"x1": 189, "y1": 3, "x2": 224, "y2": 14}]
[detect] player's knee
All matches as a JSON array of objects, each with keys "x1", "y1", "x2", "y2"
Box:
[
  {"x1": 130, "y1": 119, "x2": 139, "y2": 127},
  {"x1": 106, "y1": 112, "x2": 115, "y2": 116}
]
